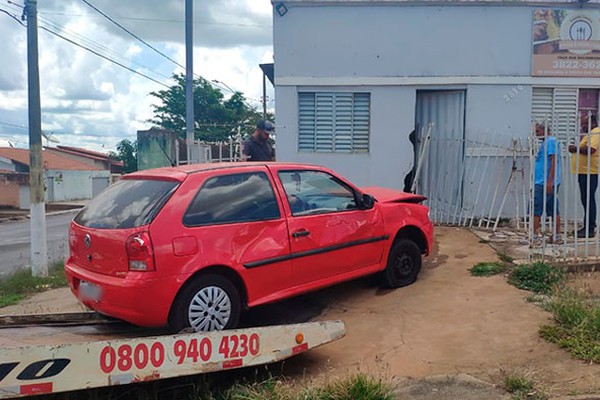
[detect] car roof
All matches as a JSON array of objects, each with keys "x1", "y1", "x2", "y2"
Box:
[{"x1": 124, "y1": 162, "x2": 323, "y2": 182}]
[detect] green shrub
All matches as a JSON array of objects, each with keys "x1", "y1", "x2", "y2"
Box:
[
  {"x1": 470, "y1": 262, "x2": 507, "y2": 277},
  {"x1": 508, "y1": 262, "x2": 564, "y2": 295},
  {"x1": 503, "y1": 373, "x2": 547, "y2": 400}
]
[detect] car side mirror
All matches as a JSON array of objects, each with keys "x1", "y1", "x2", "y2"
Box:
[{"x1": 360, "y1": 194, "x2": 375, "y2": 210}]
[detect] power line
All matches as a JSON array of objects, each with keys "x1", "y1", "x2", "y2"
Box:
[
  {"x1": 79, "y1": 0, "x2": 184, "y2": 71},
  {"x1": 78, "y1": 0, "x2": 259, "y2": 107},
  {"x1": 0, "y1": 6, "x2": 23, "y2": 26},
  {"x1": 3, "y1": 1, "x2": 262, "y2": 110},
  {"x1": 39, "y1": 16, "x2": 173, "y2": 81},
  {"x1": 39, "y1": 25, "x2": 170, "y2": 88},
  {"x1": 2, "y1": 2, "x2": 172, "y2": 87},
  {"x1": 5, "y1": 0, "x2": 262, "y2": 105},
  {"x1": 0, "y1": 121, "x2": 29, "y2": 132},
  {"x1": 37, "y1": 10, "x2": 271, "y2": 29}
]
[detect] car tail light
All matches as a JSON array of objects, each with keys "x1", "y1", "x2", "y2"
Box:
[{"x1": 126, "y1": 231, "x2": 155, "y2": 271}]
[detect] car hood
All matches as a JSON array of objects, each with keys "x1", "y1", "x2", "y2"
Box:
[{"x1": 362, "y1": 186, "x2": 427, "y2": 204}]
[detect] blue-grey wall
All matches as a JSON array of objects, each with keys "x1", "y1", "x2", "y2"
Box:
[
  {"x1": 274, "y1": 5, "x2": 533, "y2": 78},
  {"x1": 273, "y1": 3, "x2": 544, "y2": 191}
]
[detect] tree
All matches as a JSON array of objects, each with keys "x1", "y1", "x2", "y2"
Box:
[
  {"x1": 149, "y1": 73, "x2": 262, "y2": 142},
  {"x1": 109, "y1": 139, "x2": 138, "y2": 173}
]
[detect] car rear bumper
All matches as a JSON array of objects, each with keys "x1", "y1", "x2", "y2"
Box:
[{"x1": 65, "y1": 262, "x2": 177, "y2": 327}]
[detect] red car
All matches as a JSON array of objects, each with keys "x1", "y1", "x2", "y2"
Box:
[{"x1": 65, "y1": 163, "x2": 433, "y2": 332}]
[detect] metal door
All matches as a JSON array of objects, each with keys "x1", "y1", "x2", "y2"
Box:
[
  {"x1": 45, "y1": 177, "x2": 55, "y2": 202},
  {"x1": 415, "y1": 90, "x2": 466, "y2": 223}
]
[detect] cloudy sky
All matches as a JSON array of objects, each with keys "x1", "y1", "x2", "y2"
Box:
[{"x1": 0, "y1": 0, "x2": 274, "y2": 151}]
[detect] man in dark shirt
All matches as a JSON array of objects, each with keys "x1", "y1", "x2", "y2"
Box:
[{"x1": 242, "y1": 120, "x2": 275, "y2": 161}]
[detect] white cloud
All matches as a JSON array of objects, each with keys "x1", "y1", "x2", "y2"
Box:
[{"x1": 0, "y1": 0, "x2": 274, "y2": 152}]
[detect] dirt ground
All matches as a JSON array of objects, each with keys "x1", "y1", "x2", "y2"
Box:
[{"x1": 2, "y1": 227, "x2": 600, "y2": 399}]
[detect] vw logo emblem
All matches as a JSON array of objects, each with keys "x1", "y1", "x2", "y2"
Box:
[{"x1": 84, "y1": 234, "x2": 91, "y2": 249}]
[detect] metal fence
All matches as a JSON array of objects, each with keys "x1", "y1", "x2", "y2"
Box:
[
  {"x1": 415, "y1": 113, "x2": 600, "y2": 262},
  {"x1": 186, "y1": 135, "x2": 244, "y2": 164}
]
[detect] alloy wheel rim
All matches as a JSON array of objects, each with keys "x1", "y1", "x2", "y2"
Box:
[{"x1": 188, "y1": 286, "x2": 231, "y2": 332}]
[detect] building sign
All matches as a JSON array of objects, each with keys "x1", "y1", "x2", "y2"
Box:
[{"x1": 532, "y1": 9, "x2": 600, "y2": 77}]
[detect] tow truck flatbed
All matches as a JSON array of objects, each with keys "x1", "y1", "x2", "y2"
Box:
[{"x1": 0, "y1": 313, "x2": 345, "y2": 398}]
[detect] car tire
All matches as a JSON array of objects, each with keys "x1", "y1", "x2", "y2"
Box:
[
  {"x1": 170, "y1": 274, "x2": 241, "y2": 332},
  {"x1": 380, "y1": 239, "x2": 422, "y2": 288}
]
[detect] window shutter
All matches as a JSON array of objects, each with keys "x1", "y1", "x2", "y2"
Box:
[
  {"x1": 298, "y1": 92, "x2": 370, "y2": 153},
  {"x1": 553, "y1": 88, "x2": 578, "y2": 142},
  {"x1": 315, "y1": 93, "x2": 334, "y2": 152},
  {"x1": 532, "y1": 87, "x2": 578, "y2": 142},
  {"x1": 298, "y1": 93, "x2": 316, "y2": 151},
  {"x1": 334, "y1": 93, "x2": 353, "y2": 152},
  {"x1": 353, "y1": 93, "x2": 370, "y2": 153},
  {"x1": 532, "y1": 87, "x2": 553, "y2": 127}
]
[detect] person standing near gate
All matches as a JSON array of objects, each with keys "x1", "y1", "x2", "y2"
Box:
[
  {"x1": 242, "y1": 120, "x2": 275, "y2": 161},
  {"x1": 533, "y1": 123, "x2": 562, "y2": 245},
  {"x1": 569, "y1": 114, "x2": 600, "y2": 238}
]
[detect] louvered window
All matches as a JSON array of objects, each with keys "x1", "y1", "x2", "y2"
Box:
[
  {"x1": 532, "y1": 87, "x2": 578, "y2": 141},
  {"x1": 298, "y1": 92, "x2": 370, "y2": 153}
]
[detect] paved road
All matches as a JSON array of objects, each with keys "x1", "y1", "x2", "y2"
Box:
[{"x1": 0, "y1": 211, "x2": 78, "y2": 277}]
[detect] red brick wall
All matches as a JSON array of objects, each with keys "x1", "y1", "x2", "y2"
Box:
[{"x1": 0, "y1": 173, "x2": 28, "y2": 208}]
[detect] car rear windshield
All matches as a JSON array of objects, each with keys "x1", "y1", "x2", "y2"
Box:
[{"x1": 74, "y1": 179, "x2": 179, "y2": 229}]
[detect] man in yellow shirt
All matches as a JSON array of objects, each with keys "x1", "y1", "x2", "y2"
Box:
[{"x1": 569, "y1": 114, "x2": 600, "y2": 238}]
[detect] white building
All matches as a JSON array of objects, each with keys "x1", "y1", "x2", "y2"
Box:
[
  {"x1": 272, "y1": 0, "x2": 600, "y2": 221},
  {"x1": 0, "y1": 148, "x2": 110, "y2": 208}
]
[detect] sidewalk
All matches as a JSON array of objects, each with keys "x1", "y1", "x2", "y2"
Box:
[{"x1": 0, "y1": 201, "x2": 86, "y2": 223}]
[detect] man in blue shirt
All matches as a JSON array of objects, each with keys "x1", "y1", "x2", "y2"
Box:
[{"x1": 533, "y1": 123, "x2": 562, "y2": 244}]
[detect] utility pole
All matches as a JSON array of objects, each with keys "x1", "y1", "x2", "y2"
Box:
[
  {"x1": 262, "y1": 73, "x2": 267, "y2": 120},
  {"x1": 25, "y1": 0, "x2": 48, "y2": 276},
  {"x1": 185, "y1": 0, "x2": 194, "y2": 165}
]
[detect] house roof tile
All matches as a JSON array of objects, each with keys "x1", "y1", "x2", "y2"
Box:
[
  {"x1": 0, "y1": 148, "x2": 102, "y2": 171},
  {"x1": 54, "y1": 146, "x2": 124, "y2": 167}
]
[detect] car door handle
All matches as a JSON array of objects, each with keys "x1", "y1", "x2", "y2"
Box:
[{"x1": 292, "y1": 229, "x2": 310, "y2": 238}]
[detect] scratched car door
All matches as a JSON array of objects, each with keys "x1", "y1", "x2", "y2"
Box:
[{"x1": 276, "y1": 169, "x2": 386, "y2": 286}]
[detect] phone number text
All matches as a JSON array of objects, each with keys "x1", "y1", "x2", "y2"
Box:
[
  {"x1": 99, "y1": 333, "x2": 260, "y2": 374},
  {"x1": 553, "y1": 60, "x2": 600, "y2": 70}
]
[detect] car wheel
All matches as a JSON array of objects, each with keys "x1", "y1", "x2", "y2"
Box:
[
  {"x1": 171, "y1": 274, "x2": 241, "y2": 332},
  {"x1": 380, "y1": 239, "x2": 422, "y2": 288}
]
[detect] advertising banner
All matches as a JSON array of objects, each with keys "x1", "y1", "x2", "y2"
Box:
[{"x1": 532, "y1": 9, "x2": 600, "y2": 77}]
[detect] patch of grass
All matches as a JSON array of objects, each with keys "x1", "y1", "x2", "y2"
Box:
[
  {"x1": 539, "y1": 288, "x2": 600, "y2": 363},
  {"x1": 219, "y1": 377, "x2": 289, "y2": 400},
  {"x1": 219, "y1": 374, "x2": 394, "y2": 400},
  {"x1": 508, "y1": 262, "x2": 564, "y2": 295},
  {"x1": 470, "y1": 262, "x2": 508, "y2": 277},
  {"x1": 0, "y1": 262, "x2": 67, "y2": 308},
  {"x1": 503, "y1": 372, "x2": 547, "y2": 400},
  {"x1": 313, "y1": 374, "x2": 394, "y2": 400}
]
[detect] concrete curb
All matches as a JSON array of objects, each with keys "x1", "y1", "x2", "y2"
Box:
[
  {"x1": 390, "y1": 374, "x2": 600, "y2": 400},
  {"x1": 0, "y1": 208, "x2": 82, "y2": 224}
]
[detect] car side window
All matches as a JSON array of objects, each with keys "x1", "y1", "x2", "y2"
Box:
[
  {"x1": 183, "y1": 172, "x2": 280, "y2": 226},
  {"x1": 278, "y1": 170, "x2": 358, "y2": 216}
]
